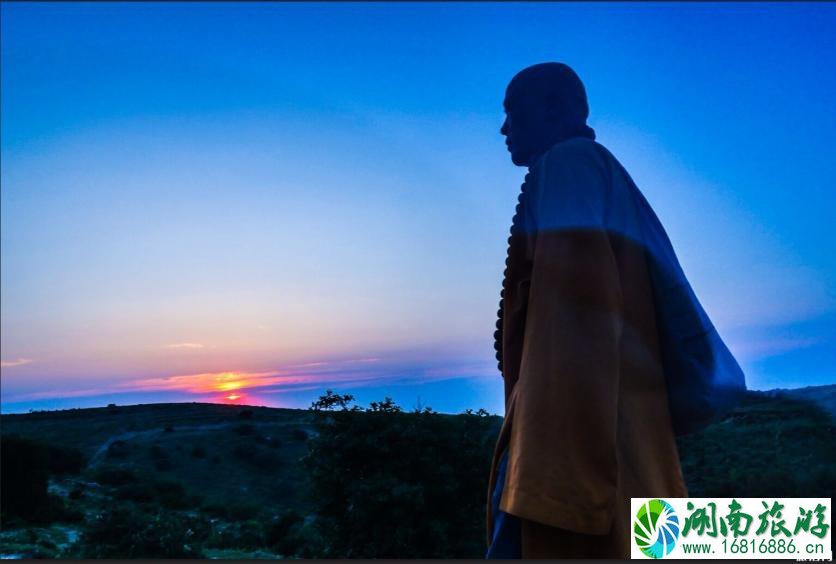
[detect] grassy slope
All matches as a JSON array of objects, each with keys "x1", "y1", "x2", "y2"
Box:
[
  {"x1": 1, "y1": 384, "x2": 833, "y2": 557},
  {"x1": 676, "y1": 385, "x2": 836, "y2": 498},
  {"x1": 1, "y1": 403, "x2": 319, "y2": 516},
  {"x1": 3, "y1": 385, "x2": 834, "y2": 505}
]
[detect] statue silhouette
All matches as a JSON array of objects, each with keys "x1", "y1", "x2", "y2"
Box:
[{"x1": 486, "y1": 62, "x2": 746, "y2": 559}]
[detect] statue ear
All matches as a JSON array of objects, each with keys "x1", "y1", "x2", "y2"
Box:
[
  {"x1": 542, "y1": 98, "x2": 565, "y2": 122},
  {"x1": 543, "y1": 107, "x2": 559, "y2": 121},
  {"x1": 543, "y1": 107, "x2": 566, "y2": 129}
]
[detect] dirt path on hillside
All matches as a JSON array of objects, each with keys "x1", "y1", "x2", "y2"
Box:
[
  {"x1": 89, "y1": 422, "x2": 238, "y2": 467},
  {"x1": 88, "y1": 420, "x2": 305, "y2": 467}
]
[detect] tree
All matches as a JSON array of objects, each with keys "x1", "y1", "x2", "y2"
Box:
[
  {"x1": 309, "y1": 389, "x2": 357, "y2": 411},
  {"x1": 368, "y1": 397, "x2": 402, "y2": 413}
]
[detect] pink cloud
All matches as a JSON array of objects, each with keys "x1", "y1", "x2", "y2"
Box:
[{"x1": 1, "y1": 358, "x2": 34, "y2": 368}]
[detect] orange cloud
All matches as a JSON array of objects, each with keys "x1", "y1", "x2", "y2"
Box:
[{"x1": 123, "y1": 370, "x2": 315, "y2": 395}]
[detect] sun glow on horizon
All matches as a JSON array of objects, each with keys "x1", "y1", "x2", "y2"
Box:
[{"x1": 214, "y1": 372, "x2": 245, "y2": 393}]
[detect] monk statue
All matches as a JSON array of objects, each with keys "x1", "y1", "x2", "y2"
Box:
[{"x1": 485, "y1": 62, "x2": 745, "y2": 558}]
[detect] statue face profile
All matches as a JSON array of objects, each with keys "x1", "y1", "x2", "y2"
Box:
[
  {"x1": 500, "y1": 83, "x2": 552, "y2": 167},
  {"x1": 500, "y1": 62, "x2": 592, "y2": 167}
]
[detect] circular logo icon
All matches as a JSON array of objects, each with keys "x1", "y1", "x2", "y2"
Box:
[{"x1": 634, "y1": 499, "x2": 680, "y2": 558}]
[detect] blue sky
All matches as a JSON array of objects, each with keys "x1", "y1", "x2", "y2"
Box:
[{"x1": 2, "y1": 2, "x2": 835, "y2": 414}]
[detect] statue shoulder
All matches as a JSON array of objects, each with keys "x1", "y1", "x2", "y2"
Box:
[
  {"x1": 528, "y1": 138, "x2": 612, "y2": 232},
  {"x1": 543, "y1": 136, "x2": 609, "y2": 167}
]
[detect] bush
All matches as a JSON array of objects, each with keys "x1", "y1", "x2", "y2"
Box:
[
  {"x1": 149, "y1": 444, "x2": 173, "y2": 471},
  {"x1": 1, "y1": 435, "x2": 89, "y2": 525},
  {"x1": 69, "y1": 485, "x2": 86, "y2": 500},
  {"x1": 233, "y1": 444, "x2": 279, "y2": 467},
  {"x1": 232, "y1": 423, "x2": 255, "y2": 436},
  {"x1": 94, "y1": 467, "x2": 137, "y2": 487},
  {"x1": 0, "y1": 435, "x2": 51, "y2": 523},
  {"x1": 115, "y1": 482, "x2": 155, "y2": 503},
  {"x1": 264, "y1": 509, "x2": 305, "y2": 555},
  {"x1": 153, "y1": 479, "x2": 189, "y2": 510},
  {"x1": 46, "y1": 444, "x2": 87, "y2": 475},
  {"x1": 226, "y1": 502, "x2": 262, "y2": 521},
  {"x1": 202, "y1": 503, "x2": 228, "y2": 519},
  {"x1": 205, "y1": 519, "x2": 263, "y2": 550},
  {"x1": 289, "y1": 429, "x2": 309, "y2": 442},
  {"x1": 106, "y1": 440, "x2": 130, "y2": 459},
  {"x1": 47, "y1": 494, "x2": 85, "y2": 523},
  {"x1": 677, "y1": 392, "x2": 836, "y2": 498},
  {"x1": 302, "y1": 392, "x2": 498, "y2": 558},
  {"x1": 74, "y1": 505, "x2": 206, "y2": 558},
  {"x1": 154, "y1": 457, "x2": 173, "y2": 471},
  {"x1": 256, "y1": 435, "x2": 282, "y2": 448}
]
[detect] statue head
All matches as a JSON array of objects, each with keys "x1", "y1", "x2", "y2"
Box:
[{"x1": 500, "y1": 62, "x2": 595, "y2": 167}]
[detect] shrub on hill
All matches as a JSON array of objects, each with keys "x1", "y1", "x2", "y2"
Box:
[
  {"x1": 233, "y1": 443, "x2": 280, "y2": 467},
  {"x1": 154, "y1": 479, "x2": 190, "y2": 510},
  {"x1": 264, "y1": 509, "x2": 303, "y2": 548},
  {"x1": 1, "y1": 435, "x2": 52, "y2": 523},
  {"x1": 0, "y1": 435, "x2": 87, "y2": 525},
  {"x1": 72, "y1": 505, "x2": 207, "y2": 558},
  {"x1": 676, "y1": 391, "x2": 836, "y2": 498},
  {"x1": 289, "y1": 428, "x2": 308, "y2": 441},
  {"x1": 93, "y1": 467, "x2": 137, "y2": 487},
  {"x1": 302, "y1": 391, "x2": 496, "y2": 558},
  {"x1": 205, "y1": 518, "x2": 264, "y2": 551},
  {"x1": 225, "y1": 502, "x2": 263, "y2": 521},
  {"x1": 45, "y1": 443, "x2": 87, "y2": 475},
  {"x1": 114, "y1": 481, "x2": 156, "y2": 503},
  {"x1": 69, "y1": 484, "x2": 86, "y2": 500},
  {"x1": 198, "y1": 500, "x2": 263, "y2": 522},
  {"x1": 148, "y1": 444, "x2": 173, "y2": 471},
  {"x1": 232, "y1": 423, "x2": 255, "y2": 436},
  {"x1": 263, "y1": 509, "x2": 315, "y2": 557},
  {"x1": 106, "y1": 440, "x2": 130, "y2": 459}
]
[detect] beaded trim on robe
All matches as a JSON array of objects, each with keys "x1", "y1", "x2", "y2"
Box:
[{"x1": 494, "y1": 169, "x2": 536, "y2": 375}]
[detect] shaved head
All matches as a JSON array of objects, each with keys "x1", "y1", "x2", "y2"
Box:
[{"x1": 501, "y1": 62, "x2": 595, "y2": 166}]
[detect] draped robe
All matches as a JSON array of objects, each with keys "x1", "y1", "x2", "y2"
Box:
[{"x1": 486, "y1": 137, "x2": 690, "y2": 558}]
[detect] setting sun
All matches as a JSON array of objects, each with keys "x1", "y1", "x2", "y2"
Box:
[{"x1": 215, "y1": 372, "x2": 244, "y2": 390}]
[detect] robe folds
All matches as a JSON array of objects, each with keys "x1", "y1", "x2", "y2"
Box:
[{"x1": 486, "y1": 137, "x2": 690, "y2": 558}]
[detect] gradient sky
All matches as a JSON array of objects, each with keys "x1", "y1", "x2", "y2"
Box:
[{"x1": 2, "y1": 2, "x2": 835, "y2": 414}]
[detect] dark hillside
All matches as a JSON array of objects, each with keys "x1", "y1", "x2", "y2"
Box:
[{"x1": 1, "y1": 385, "x2": 833, "y2": 558}]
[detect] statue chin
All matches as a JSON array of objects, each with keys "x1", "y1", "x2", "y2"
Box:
[{"x1": 510, "y1": 149, "x2": 531, "y2": 167}]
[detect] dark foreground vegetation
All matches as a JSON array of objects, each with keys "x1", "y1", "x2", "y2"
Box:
[{"x1": 1, "y1": 384, "x2": 834, "y2": 558}]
